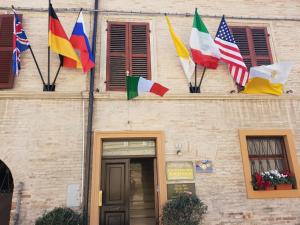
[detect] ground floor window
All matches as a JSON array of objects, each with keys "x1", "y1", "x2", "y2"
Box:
[{"x1": 239, "y1": 130, "x2": 300, "y2": 198}]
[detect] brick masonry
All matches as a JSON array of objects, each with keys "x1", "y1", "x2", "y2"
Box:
[{"x1": 1, "y1": 0, "x2": 300, "y2": 224}]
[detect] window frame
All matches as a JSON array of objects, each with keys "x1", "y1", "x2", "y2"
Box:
[
  {"x1": 239, "y1": 129, "x2": 300, "y2": 198},
  {"x1": 106, "y1": 21, "x2": 151, "y2": 91},
  {"x1": 230, "y1": 26, "x2": 273, "y2": 69},
  {"x1": 0, "y1": 14, "x2": 15, "y2": 89}
]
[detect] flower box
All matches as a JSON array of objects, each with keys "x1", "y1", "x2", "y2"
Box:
[
  {"x1": 276, "y1": 184, "x2": 293, "y2": 190},
  {"x1": 252, "y1": 170, "x2": 295, "y2": 191},
  {"x1": 265, "y1": 186, "x2": 275, "y2": 191}
]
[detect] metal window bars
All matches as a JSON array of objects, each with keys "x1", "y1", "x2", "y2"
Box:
[{"x1": 246, "y1": 136, "x2": 290, "y2": 175}]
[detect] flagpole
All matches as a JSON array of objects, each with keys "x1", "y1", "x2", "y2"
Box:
[
  {"x1": 50, "y1": 63, "x2": 62, "y2": 91},
  {"x1": 50, "y1": 8, "x2": 83, "y2": 91},
  {"x1": 29, "y1": 46, "x2": 47, "y2": 86},
  {"x1": 198, "y1": 67, "x2": 206, "y2": 91},
  {"x1": 194, "y1": 63, "x2": 197, "y2": 92},
  {"x1": 47, "y1": 0, "x2": 51, "y2": 91},
  {"x1": 11, "y1": 5, "x2": 46, "y2": 87}
]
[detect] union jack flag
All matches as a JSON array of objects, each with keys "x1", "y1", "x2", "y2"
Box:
[
  {"x1": 12, "y1": 9, "x2": 30, "y2": 76},
  {"x1": 215, "y1": 16, "x2": 249, "y2": 86}
]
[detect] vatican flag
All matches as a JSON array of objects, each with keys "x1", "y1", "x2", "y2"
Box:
[{"x1": 243, "y1": 62, "x2": 293, "y2": 95}]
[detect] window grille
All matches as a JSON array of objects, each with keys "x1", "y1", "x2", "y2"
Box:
[{"x1": 246, "y1": 136, "x2": 290, "y2": 175}]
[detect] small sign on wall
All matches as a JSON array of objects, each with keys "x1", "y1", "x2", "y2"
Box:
[
  {"x1": 166, "y1": 161, "x2": 194, "y2": 181},
  {"x1": 167, "y1": 183, "x2": 196, "y2": 199},
  {"x1": 195, "y1": 160, "x2": 213, "y2": 173},
  {"x1": 66, "y1": 184, "x2": 81, "y2": 207}
]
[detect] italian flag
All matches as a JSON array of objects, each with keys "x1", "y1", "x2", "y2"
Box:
[
  {"x1": 126, "y1": 76, "x2": 169, "y2": 100},
  {"x1": 189, "y1": 8, "x2": 221, "y2": 69}
]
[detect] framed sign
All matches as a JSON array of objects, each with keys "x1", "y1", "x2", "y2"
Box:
[
  {"x1": 167, "y1": 183, "x2": 196, "y2": 199},
  {"x1": 195, "y1": 160, "x2": 213, "y2": 173},
  {"x1": 166, "y1": 161, "x2": 194, "y2": 181}
]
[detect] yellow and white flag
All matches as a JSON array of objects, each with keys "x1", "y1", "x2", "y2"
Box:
[
  {"x1": 166, "y1": 16, "x2": 195, "y2": 82},
  {"x1": 243, "y1": 62, "x2": 293, "y2": 95}
]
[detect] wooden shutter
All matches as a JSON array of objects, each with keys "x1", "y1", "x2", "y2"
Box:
[
  {"x1": 231, "y1": 27, "x2": 252, "y2": 69},
  {"x1": 129, "y1": 23, "x2": 151, "y2": 80},
  {"x1": 106, "y1": 22, "x2": 151, "y2": 91},
  {"x1": 107, "y1": 22, "x2": 128, "y2": 90},
  {"x1": 231, "y1": 26, "x2": 272, "y2": 69},
  {"x1": 251, "y1": 28, "x2": 273, "y2": 66},
  {"x1": 0, "y1": 15, "x2": 14, "y2": 89}
]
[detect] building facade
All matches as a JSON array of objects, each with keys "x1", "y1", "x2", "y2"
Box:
[{"x1": 1, "y1": 0, "x2": 300, "y2": 224}]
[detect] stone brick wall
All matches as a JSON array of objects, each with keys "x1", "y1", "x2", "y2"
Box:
[
  {"x1": 0, "y1": 97, "x2": 84, "y2": 224},
  {"x1": 0, "y1": 0, "x2": 300, "y2": 224},
  {"x1": 93, "y1": 96, "x2": 300, "y2": 225}
]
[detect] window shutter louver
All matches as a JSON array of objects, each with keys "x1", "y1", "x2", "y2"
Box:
[
  {"x1": 106, "y1": 22, "x2": 151, "y2": 91},
  {"x1": 107, "y1": 23, "x2": 127, "y2": 90},
  {"x1": 251, "y1": 28, "x2": 273, "y2": 66},
  {"x1": 231, "y1": 27, "x2": 252, "y2": 69},
  {"x1": 130, "y1": 24, "x2": 150, "y2": 79},
  {"x1": 0, "y1": 15, "x2": 14, "y2": 89},
  {"x1": 231, "y1": 26, "x2": 272, "y2": 69}
]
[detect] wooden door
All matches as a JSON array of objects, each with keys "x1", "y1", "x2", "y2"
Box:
[{"x1": 101, "y1": 159, "x2": 130, "y2": 225}]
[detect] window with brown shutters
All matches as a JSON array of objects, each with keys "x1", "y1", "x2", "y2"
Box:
[
  {"x1": 231, "y1": 27, "x2": 273, "y2": 70},
  {"x1": 106, "y1": 22, "x2": 151, "y2": 91},
  {"x1": 0, "y1": 15, "x2": 14, "y2": 89}
]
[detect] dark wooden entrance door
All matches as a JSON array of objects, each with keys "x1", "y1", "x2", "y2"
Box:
[{"x1": 101, "y1": 159, "x2": 130, "y2": 225}]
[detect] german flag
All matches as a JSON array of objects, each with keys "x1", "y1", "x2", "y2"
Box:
[{"x1": 48, "y1": 4, "x2": 81, "y2": 66}]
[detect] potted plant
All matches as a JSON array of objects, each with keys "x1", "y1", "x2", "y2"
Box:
[
  {"x1": 252, "y1": 172, "x2": 275, "y2": 190},
  {"x1": 35, "y1": 207, "x2": 82, "y2": 225},
  {"x1": 275, "y1": 170, "x2": 295, "y2": 190},
  {"x1": 161, "y1": 193, "x2": 207, "y2": 225}
]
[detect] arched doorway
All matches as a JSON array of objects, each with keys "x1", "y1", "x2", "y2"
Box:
[{"x1": 0, "y1": 160, "x2": 14, "y2": 225}]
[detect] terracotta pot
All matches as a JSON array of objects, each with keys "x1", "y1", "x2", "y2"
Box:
[{"x1": 276, "y1": 184, "x2": 293, "y2": 190}]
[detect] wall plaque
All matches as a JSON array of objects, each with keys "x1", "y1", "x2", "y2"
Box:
[
  {"x1": 166, "y1": 161, "x2": 194, "y2": 181},
  {"x1": 195, "y1": 160, "x2": 213, "y2": 173},
  {"x1": 167, "y1": 183, "x2": 196, "y2": 199}
]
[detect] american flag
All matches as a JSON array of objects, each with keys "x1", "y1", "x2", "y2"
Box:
[
  {"x1": 215, "y1": 16, "x2": 249, "y2": 86},
  {"x1": 12, "y1": 9, "x2": 30, "y2": 76}
]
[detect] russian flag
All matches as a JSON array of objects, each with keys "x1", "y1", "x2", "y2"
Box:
[{"x1": 63, "y1": 11, "x2": 95, "y2": 73}]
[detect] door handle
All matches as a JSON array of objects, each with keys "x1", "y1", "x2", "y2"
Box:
[{"x1": 98, "y1": 190, "x2": 103, "y2": 207}]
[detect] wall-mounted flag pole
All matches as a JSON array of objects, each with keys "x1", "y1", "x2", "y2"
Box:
[
  {"x1": 11, "y1": 6, "x2": 46, "y2": 87},
  {"x1": 63, "y1": 9, "x2": 95, "y2": 73},
  {"x1": 51, "y1": 9, "x2": 88, "y2": 91},
  {"x1": 165, "y1": 15, "x2": 195, "y2": 89},
  {"x1": 47, "y1": 0, "x2": 51, "y2": 91},
  {"x1": 48, "y1": 2, "x2": 81, "y2": 91},
  {"x1": 126, "y1": 74, "x2": 169, "y2": 100},
  {"x1": 189, "y1": 8, "x2": 221, "y2": 93},
  {"x1": 215, "y1": 15, "x2": 249, "y2": 90},
  {"x1": 197, "y1": 67, "x2": 206, "y2": 90},
  {"x1": 50, "y1": 56, "x2": 63, "y2": 91}
]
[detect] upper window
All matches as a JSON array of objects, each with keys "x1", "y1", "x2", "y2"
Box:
[
  {"x1": 239, "y1": 130, "x2": 300, "y2": 198},
  {"x1": 231, "y1": 27, "x2": 273, "y2": 69},
  {"x1": 106, "y1": 22, "x2": 151, "y2": 91},
  {"x1": 0, "y1": 15, "x2": 14, "y2": 89}
]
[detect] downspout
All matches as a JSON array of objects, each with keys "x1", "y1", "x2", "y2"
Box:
[{"x1": 83, "y1": 0, "x2": 99, "y2": 224}]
